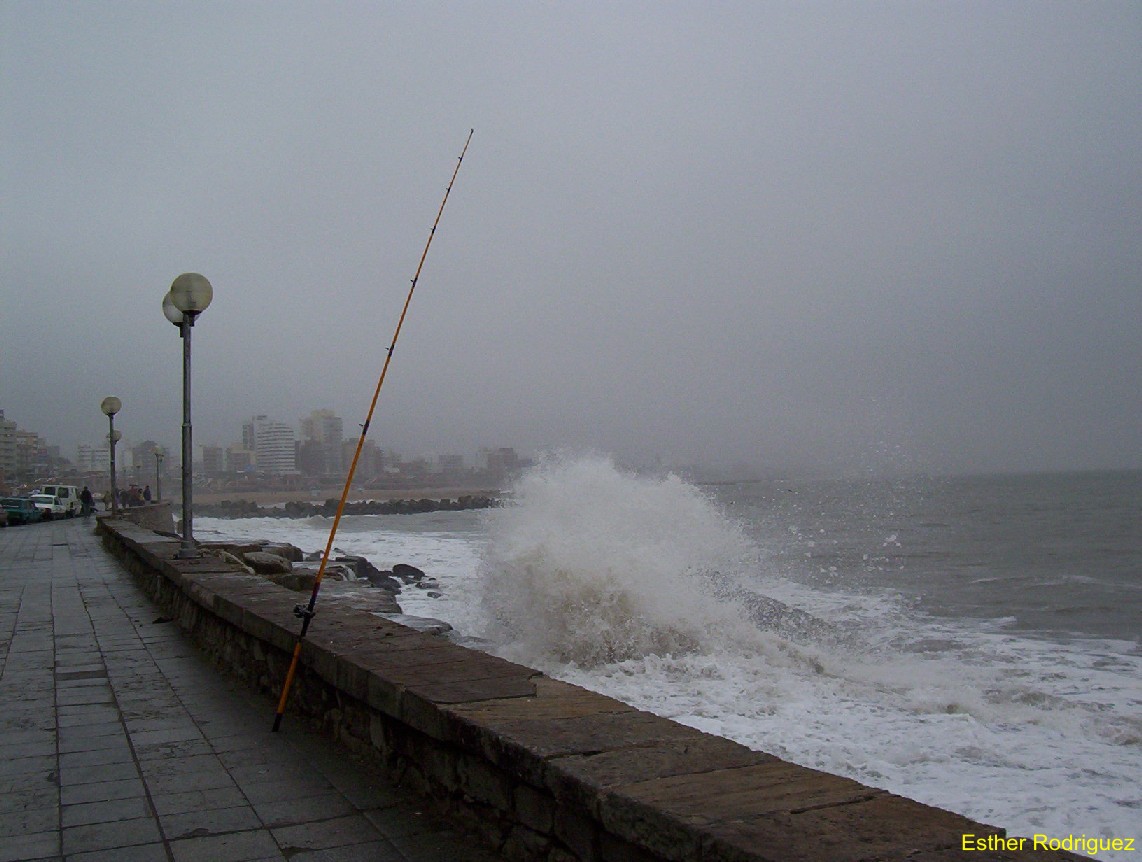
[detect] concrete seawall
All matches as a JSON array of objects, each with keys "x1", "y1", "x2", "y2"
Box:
[
  {"x1": 97, "y1": 518, "x2": 1084, "y2": 862},
  {"x1": 101, "y1": 500, "x2": 177, "y2": 533}
]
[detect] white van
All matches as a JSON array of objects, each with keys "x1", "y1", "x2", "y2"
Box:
[
  {"x1": 38, "y1": 484, "x2": 82, "y2": 517},
  {"x1": 31, "y1": 493, "x2": 67, "y2": 519}
]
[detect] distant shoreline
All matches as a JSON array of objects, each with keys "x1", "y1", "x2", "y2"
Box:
[{"x1": 193, "y1": 486, "x2": 501, "y2": 507}]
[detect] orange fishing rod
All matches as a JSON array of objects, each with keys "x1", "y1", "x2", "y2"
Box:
[{"x1": 273, "y1": 129, "x2": 474, "y2": 732}]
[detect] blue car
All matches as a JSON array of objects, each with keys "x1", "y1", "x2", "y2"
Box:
[{"x1": 1, "y1": 497, "x2": 44, "y2": 525}]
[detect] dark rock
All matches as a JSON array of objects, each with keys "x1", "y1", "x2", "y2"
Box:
[
  {"x1": 334, "y1": 554, "x2": 370, "y2": 578},
  {"x1": 284, "y1": 501, "x2": 319, "y2": 517},
  {"x1": 292, "y1": 562, "x2": 354, "y2": 582},
  {"x1": 263, "y1": 542, "x2": 304, "y2": 562},
  {"x1": 366, "y1": 572, "x2": 402, "y2": 593},
  {"x1": 333, "y1": 555, "x2": 400, "y2": 593},
  {"x1": 195, "y1": 495, "x2": 498, "y2": 519},
  {"x1": 243, "y1": 551, "x2": 293, "y2": 575},
  {"x1": 393, "y1": 563, "x2": 426, "y2": 583},
  {"x1": 269, "y1": 572, "x2": 316, "y2": 591}
]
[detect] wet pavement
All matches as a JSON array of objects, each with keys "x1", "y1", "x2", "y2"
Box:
[{"x1": 0, "y1": 516, "x2": 499, "y2": 862}]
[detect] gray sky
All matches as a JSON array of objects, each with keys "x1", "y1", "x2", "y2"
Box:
[{"x1": 2, "y1": 2, "x2": 1139, "y2": 477}]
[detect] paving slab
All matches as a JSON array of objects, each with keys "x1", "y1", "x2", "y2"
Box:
[{"x1": 0, "y1": 518, "x2": 498, "y2": 862}]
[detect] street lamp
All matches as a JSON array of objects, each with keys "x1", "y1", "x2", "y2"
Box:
[
  {"x1": 154, "y1": 447, "x2": 165, "y2": 502},
  {"x1": 100, "y1": 396, "x2": 122, "y2": 515},
  {"x1": 163, "y1": 272, "x2": 213, "y2": 559}
]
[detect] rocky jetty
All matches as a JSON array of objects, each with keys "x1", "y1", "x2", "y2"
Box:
[
  {"x1": 196, "y1": 495, "x2": 498, "y2": 519},
  {"x1": 197, "y1": 539, "x2": 451, "y2": 630}
]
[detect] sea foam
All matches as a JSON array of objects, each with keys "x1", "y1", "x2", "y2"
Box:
[{"x1": 478, "y1": 454, "x2": 766, "y2": 666}]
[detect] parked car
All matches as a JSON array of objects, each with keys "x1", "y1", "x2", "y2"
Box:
[
  {"x1": 1, "y1": 497, "x2": 45, "y2": 525},
  {"x1": 31, "y1": 493, "x2": 67, "y2": 520},
  {"x1": 38, "y1": 484, "x2": 81, "y2": 517}
]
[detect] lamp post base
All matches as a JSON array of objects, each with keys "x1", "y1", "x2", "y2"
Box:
[{"x1": 176, "y1": 544, "x2": 201, "y2": 559}]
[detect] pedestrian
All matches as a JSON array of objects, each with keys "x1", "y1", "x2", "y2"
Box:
[
  {"x1": 143, "y1": 484, "x2": 152, "y2": 503},
  {"x1": 80, "y1": 486, "x2": 94, "y2": 517}
]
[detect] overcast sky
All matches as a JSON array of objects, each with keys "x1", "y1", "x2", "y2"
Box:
[{"x1": 2, "y1": 2, "x2": 1139, "y2": 477}]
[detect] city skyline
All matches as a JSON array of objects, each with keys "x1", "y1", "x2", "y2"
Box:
[{"x1": 1, "y1": 404, "x2": 530, "y2": 488}]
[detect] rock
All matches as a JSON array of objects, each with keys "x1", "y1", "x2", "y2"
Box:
[
  {"x1": 393, "y1": 563, "x2": 426, "y2": 583},
  {"x1": 190, "y1": 495, "x2": 498, "y2": 520},
  {"x1": 324, "y1": 564, "x2": 353, "y2": 581},
  {"x1": 316, "y1": 580, "x2": 402, "y2": 615},
  {"x1": 262, "y1": 542, "x2": 304, "y2": 562},
  {"x1": 205, "y1": 548, "x2": 254, "y2": 575},
  {"x1": 365, "y1": 571, "x2": 402, "y2": 593},
  {"x1": 243, "y1": 551, "x2": 293, "y2": 575},
  {"x1": 269, "y1": 572, "x2": 316, "y2": 591},
  {"x1": 292, "y1": 562, "x2": 354, "y2": 582},
  {"x1": 334, "y1": 554, "x2": 373, "y2": 580},
  {"x1": 415, "y1": 578, "x2": 440, "y2": 590},
  {"x1": 284, "y1": 501, "x2": 319, "y2": 517}
]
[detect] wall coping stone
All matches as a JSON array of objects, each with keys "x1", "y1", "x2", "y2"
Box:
[{"x1": 96, "y1": 518, "x2": 1085, "y2": 862}]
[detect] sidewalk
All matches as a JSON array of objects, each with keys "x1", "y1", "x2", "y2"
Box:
[{"x1": 0, "y1": 517, "x2": 499, "y2": 862}]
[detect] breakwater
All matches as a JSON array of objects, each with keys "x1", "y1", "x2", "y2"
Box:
[
  {"x1": 196, "y1": 495, "x2": 498, "y2": 519},
  {"x1": 96, "y1": 517, "x2": 1086, "y2": 862}
]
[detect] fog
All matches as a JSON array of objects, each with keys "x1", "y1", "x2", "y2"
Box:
[{"x1": 3, "y1": 3, "x2": 1139, "y2": 477}]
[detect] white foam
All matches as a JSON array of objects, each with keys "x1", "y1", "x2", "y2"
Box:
[{"x1": 478, "y1": 453, "x2": 767, "y2": 666}]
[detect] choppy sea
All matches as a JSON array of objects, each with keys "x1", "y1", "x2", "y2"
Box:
[{"x1": 198, "y1": 456, "x2": 1141, "y2": 858}]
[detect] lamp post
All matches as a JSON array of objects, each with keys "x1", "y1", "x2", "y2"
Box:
[
  {"x1": 100, "y1": 397, "x2": 122, "y2": 515},
  {"x1": 163, "y1": 273, "x2": 213, "y2": 559},
  {"x1": 154, "y1": 447, "x2": 164, "y2": 503}
]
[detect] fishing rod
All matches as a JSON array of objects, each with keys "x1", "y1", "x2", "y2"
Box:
[{"x1": 272, "y1": 129, "x2": 474, "y2": 732}]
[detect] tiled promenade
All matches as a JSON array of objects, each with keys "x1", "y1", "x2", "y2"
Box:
[{"x1": 0, "y1": 517, "x2": 498, "y2": 862}]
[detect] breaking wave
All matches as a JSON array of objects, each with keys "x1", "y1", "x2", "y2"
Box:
[{"x1": 479, "y1": 453, "x2": 802, "y2": 667}]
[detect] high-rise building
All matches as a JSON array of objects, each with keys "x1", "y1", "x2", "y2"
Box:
[
  {"x1": 299, "y1": 409, "x2": 344, "y2": 477},
  {"x1": 0, "y1": 411, "x2": 73, "y2": 484},
  {"x1": 201, "y1": 446, "x2": 225, "y2": 477},
  {"x1": 246, "y1": 415, "x2": 297, "y2": 475},
  {"x1": 0, "y1": 410, "x2": 17, "y2": 485},
  {"x1": 356, "y1": 439, "x2": 384, "y2": 480},
  {"x1": 484, "y1": 447, "x2": 521, "y2": 480},
  {"x1": 226, "y1": 447, "x2": 255, "y2": 474},
  {"x1": 16, "y1": 429, "x2": 48, "y2": 479},
  {"x1": 77, "y1": 443, "x2": 110, "y2": 472}
]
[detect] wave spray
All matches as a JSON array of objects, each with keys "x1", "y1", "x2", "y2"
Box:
[{"x1": 479, "y1": 454, "x2": 766, "y2": 667}]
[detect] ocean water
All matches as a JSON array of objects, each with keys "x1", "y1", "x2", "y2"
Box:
[{"x1": 197, "y1": 456, "x2": 1141, "y2": 858}]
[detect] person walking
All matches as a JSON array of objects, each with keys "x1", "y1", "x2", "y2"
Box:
[{"x1": 80, "y1": 486, "x2": 94, "y2": 518}]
